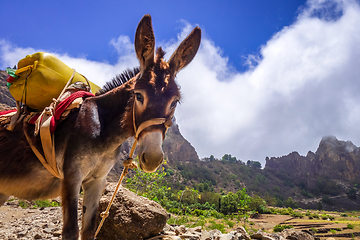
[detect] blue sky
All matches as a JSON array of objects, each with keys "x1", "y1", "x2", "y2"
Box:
[
  {"x1": 2, "y1": 0, "x2": 360, "y2": 165},
  {"x1": 1, "y1": 0, "x2": 305, "y2": 71}
]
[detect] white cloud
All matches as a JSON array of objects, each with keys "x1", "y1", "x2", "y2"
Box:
[
  {"x1": 1, "y1": 0, "x2": 360, "y2": 165},
  {"x1": 173, "y1": 0, "x2": 360, "y2": 163}
]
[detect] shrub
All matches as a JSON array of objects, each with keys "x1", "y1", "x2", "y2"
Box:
[
  {"x1": 210, "y1": 210, "x2": 223, "y2": 219},
  {"x1": 321, "y1": 214, "x2": 328, "y2": 220},
  {"x1": 208, "y1": 223, "x2": 226, "y2": 233},
  {"x1": 191, "y1": 209, "x2": 204, "y2": 217},
  {"x1": 340, "y1": 213, "x2": 348, "y2": 217},
  {"x1": 284, "y1": 197, "x2": 298, "y2": 209},
  {"x1": 311, "y1": 227, "x2": 318, "y2": 233},
  {"x1": 273, "y1": 224, "x2": 293, "y2": 232},
  {"x1": 312, "y1": 213, "x2": 319, "y2": 219},
  {"x1": 347, "y1": 224, "x2": 354, "y2": 229},
  {"x1": 225, "y1": 220, "x2": 235, "y2": 228},
  {"x1": 33, "y1": 200, "x2": 60, "y2": 208},
  {"x1": 291, "y1": 211, "x2": 304, "y2": 218},
  {"x1": 192, "y1": 219, "x2": 206, "y2": 227},
  {"x1": 168, "y1": 208, "x2": 180, "y2": 214},
  {"x1": 18, "y1": 200, "x2": 30, "y2": 209}
]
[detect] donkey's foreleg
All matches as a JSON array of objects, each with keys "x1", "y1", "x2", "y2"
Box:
[
  {"x1": 61, "y1": 176, "x2": 82, "y2": 240},
  {"x1": 81, "y1": 177, "x2": 107, "y2": 240}
]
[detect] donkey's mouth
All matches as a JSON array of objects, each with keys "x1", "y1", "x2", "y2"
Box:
[
  {"x1": 137, "y1": 131, "x2": 164, "y2": 173},
  {"x1": 139, "y1": 152, "x2": 163, "y2": 173}
]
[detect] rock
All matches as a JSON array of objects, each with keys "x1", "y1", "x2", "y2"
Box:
[
  {"x1": 17, "y1": 230, "x2": 28, "y2": 238},
  {"x1": 277, "y1": 229, "x2": 314, "y2": 240},
  {"x1": 164, "y1": 223, "x2": 176, "y2": 232},
  {"x1": 218, "y1": 233, "x2": 236, "y2": 240},
  {"x1": 43, "y1": 227, "x2": 55, "y2": 234},
  {"x1": 53, "y1": 230, "x2": 62, "y2": 237},
  {"x1": 163, "y1": 236, "x2": 182, "y2": 240},
  {"x1": 235, "y1": 226, "x2": 251, "y2": 240},
  {"x1": 175, "y1": 225, "x2": 187, "y2": 235},
  {"x1": 96, "y1": 184, "x2": 169, "y2": 240},
  {"x1": 192, "y1": 226, "x2": 202, "y2": 233},
  {"x1": 263, "y1": 235, "x2": 276, "y2": 240},
  {"x1": 199, "y1": 231, "x2": 212, "y2": 240},
  {"x1": 179, "y1": 233, "x2": 200, "y2": 239},
  {"x1": 251, "y1": 229, "x2": 264, "y2": 239},
  {"x1": 34, "y1": 233, "x2": 43, "y2": 239}
]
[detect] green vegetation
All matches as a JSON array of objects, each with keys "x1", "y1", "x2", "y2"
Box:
[
  {"x1": 347, "y1": 223, "x2": 355, "y2": 229},
  {"x1": 119, "y1": 157, "x2": 360, "y2": 234},
  {"x1": 18, "y1": 199, "x2": 60, "y2": 209},
  {"x1": 18, "y1": 200, "x2": 30, "y2": 209},
  {"x1": 33, "y1": 200, "x2": 61, "y2": 208},
  {"x1": 273, "y1": 224, "x2": 293, "y2": 232}
]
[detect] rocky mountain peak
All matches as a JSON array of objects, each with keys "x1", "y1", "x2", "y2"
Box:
[{"x1": 316, "y1": 135, "x2": 358, "y2": 155}]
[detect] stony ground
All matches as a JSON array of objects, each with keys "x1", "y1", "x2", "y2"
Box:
[
  {"x1": 1, "y1": 199, "x2": 359, "y2": 240},
  {"x1": 0, "y1": 200, "x2": 80, "y2": 240}
]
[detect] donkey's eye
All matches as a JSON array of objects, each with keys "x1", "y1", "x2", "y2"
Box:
[
  {"x1": 135, "y1": 93, "x2": 144, "y2": 104},
  {"x1": 170, "y1": 100, "x2": 178, "y2": 109}
]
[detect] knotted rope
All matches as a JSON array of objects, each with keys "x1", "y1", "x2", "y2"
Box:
[
  {"x1": 95, "y1": 149, "x2": 138, "y2": 237},
  {"x1": 95, "y1": 93, "x2": 174, "y2": 237}
]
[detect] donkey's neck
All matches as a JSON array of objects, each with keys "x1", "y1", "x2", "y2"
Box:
[{"x1": 94, "y1": 80, "x2": 135, "y2": 148}]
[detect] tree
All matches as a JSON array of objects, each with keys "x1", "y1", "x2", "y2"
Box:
[
  {"x1": 347, "y1": 187, "x2": 357, "y2": 200},
  {"x1": 246, "y1": 160, "x2": 262, "y2": 169},
  {"x1": 284, "y1": 197, "x2": 298, "y2": 209},
  {"x1": 220, "y1": 192, "x2": 239, "y2": 215},
  {"x1": 236, "y1": 188, "x2": 251, "y2": 227},
  {"x1": 222, "y1": 154, "x2": 237, "y2": 163},
  {"x1": 249, "y1": 195, "x2": 267, "y2": 213}
]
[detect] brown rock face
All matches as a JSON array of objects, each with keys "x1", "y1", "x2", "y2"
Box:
[
  {"x1": 96, "y1": 183, "x2": 169, "y2": 240},
  {"x1": 0, "y1": 70, "x2": 16, "y2": 110},
  {"x1": 265, "y1": 136, "x2": 360, "y2": 183},
  {"x1": 163, "y1": 122, "x2": 200, "y2": 165}
]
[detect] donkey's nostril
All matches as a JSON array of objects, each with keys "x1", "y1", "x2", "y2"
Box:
[{"x1": 141, "y1": 153, "x2": 146, "y2": 164}]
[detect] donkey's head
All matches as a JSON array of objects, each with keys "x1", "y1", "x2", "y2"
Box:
[{"x1": 132, "y1": 15, "x2": 201, "y2": 173}]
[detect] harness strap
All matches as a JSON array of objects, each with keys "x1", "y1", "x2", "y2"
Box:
[
  {"x1": 23, "y1": 118, "x2": 61, "y2": 178},
  {"x1": 32, "y1": 70, "x2": 77, "y2": 179}
]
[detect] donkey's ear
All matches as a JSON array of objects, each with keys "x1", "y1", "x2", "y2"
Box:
[
  {"x1": 135, "y1": 14, "x2": 155, "y2": 72},
  {"x1": 168, "y1": 27, "x2": 201, "y2": 75}
]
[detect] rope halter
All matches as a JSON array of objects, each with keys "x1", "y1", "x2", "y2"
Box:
[{"x1": 95, "y1": 96, "x2": 173, "y2": 237}]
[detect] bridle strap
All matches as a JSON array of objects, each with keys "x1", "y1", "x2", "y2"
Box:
[{"x1": 135, "y1": 118, "x2": 166, "y2": 139}]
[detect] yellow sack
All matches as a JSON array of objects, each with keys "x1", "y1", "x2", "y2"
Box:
[{"x1": 9, "y1": 52, "x2": 101, "y2": 110}]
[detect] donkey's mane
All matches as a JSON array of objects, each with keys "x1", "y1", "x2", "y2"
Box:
[{"x1": 96, "y1": 67, "x2": 140, "y2": 96}]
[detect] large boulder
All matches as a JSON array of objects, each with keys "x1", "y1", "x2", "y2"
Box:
[
  {"x1": 96, "y1": 183, "x2": 169, "y2": 240},
  {"x1": 250, "y1": 229, "x2": 314, "y2": 240},
  {"x1": 279, "y1": 229, "x2": 314, "y2": 240}
]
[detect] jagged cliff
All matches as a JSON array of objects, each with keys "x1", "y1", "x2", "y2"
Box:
[
  {"x1": 0, "y1": 70, "x2": 16, "y2": 110},
  {"x1": 265, "y1": 136, "x2": 360, "y2": 210},
  {"x1": 265, "y1": 136, "x2": 360, "y2": 184}
]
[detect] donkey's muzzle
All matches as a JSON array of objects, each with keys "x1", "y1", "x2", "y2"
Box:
[{"x1": 138, "y1": 131, "x2": 164, "y2": 173}]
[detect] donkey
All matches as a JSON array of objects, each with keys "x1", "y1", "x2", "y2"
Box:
[{"x1": 0, "y1": 14, "x2": 201, "y2": 240}]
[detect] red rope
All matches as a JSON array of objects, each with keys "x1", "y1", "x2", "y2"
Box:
[
  {"x1": 27, "y1": 91, "x2": 95, "y2": 132},
  {"x1": 0, "y1": 109, "x2": 17, "y2": 116}
]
